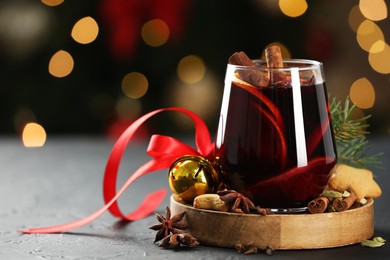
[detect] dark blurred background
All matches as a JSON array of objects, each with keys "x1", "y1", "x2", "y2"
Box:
[{"x1": 1, "y1": 0, "x2": 389, "y2": 145}]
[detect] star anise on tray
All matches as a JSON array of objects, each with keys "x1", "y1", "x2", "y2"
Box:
[
  {"x1": 217, "y1": 189, "x2": 269, "y2": 215},
  {"x1": 149, "y1": 207, "x2": 188, "y2": 243}
]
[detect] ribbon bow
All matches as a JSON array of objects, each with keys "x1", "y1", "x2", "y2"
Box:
[{"x1": 20, "y1": 107, "x2": 214, "y2": 234}]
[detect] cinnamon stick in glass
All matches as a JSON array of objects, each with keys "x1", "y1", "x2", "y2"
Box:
[
  {"x1": 228, "y1": 51, "x2": 268, "y2": 87},
  {"x1": 265, "y1": 45, "x2": 286, "y2": 83},
  {"x1": 308, "y1": 196, "x2": 330, "y2": 214}
]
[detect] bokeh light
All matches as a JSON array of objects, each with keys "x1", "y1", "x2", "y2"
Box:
[
  {"x1": 349, "y1": 78, "x2": 375, "y2": 109},
  {"x1": 252, "y1": 0, "x2": 281, "y2": 16},
  {"x1": 356, "y1": 20, "x2": 384, "y2": 52},
  {"x1": 350, "y1": 107, "x2": 367, "y2": 125},
  {"x1": 359, "y1": 0, "x2": 387, "y2": 21},
  {"x1": 22, "y1": 123, "x2": 47, "y2": 147},
  {"x1": 48, "y1": 50, "x2": 74, "y2": 78},
  {"x1": 177, "y1": 55, "x2": 206, "y2": 84},
  {"x1": 71, "y1": 16, "x2": 99, "y2": 44},
  {"x1": 121, "y1": 72, "x2": 149, "y2": 99},
  {"x1": 0, "y1": 2, "x2": 51, "y2": 58},
  {"x1": 14, "y1": 108, "x2": 37, "y2": 133},
  {"x1": 41, "y1": 0, "x2": 64, "y2": 7},
  {"x1": 261, "y1": 42, "x2": 291, "y2": 59},
  {"x1": 278, "y1": 0, "x2": 308, "y2": 18},
  {"x1": 368, "y1": 41, "x2": 390, "y2": 74},
  {"x1": 167, "y1": 73, "x2": 221, "y2": 130},
  {"x1": 1, "y1": 1, "x2": 389, "y2": 137},
  {"x1": 115, "y1": 97, "x2": 142, "y2": 120},
  {"x1": 348, "y1": 5, "x2": 366, "y2": 32},
  {"x1": 141, "y1": 19, "x2": 170, "y2": 47}
]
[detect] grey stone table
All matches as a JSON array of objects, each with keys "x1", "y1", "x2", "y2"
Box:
[{"x1": 1, "y1": 136, "x2": 389, "y2": 259}]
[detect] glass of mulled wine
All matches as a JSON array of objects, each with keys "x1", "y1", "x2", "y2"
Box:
[{"x1": 215, "y1": 59, "x2": 337, "y2": 212}]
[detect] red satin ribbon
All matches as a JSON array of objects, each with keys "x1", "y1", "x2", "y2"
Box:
[{"x1": 20, "y1": 107, "x2": 214, "y2": 234}]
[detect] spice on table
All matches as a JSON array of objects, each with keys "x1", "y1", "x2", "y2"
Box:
[
  {"x1": 217, "y1": 189, "x2": 269, "y2": 215},
  {"x1": 149, "y1": 207, "x2": 188, "y2": 242},
  {"x1": 236, "y1": 243, "x2": 258, "y2": 255},
  {"x1": 159, "y1": 233, "x2": 199, "y2": 249},
  {"x1": 265, "y1": 246, "x2": 274, "y2": 256},
  {"x1": 360, "y1": 237, "x2": 386, "y2": 248},
  {"x1": 236, "y1": 243, "x2": 275, "y2": 255}
]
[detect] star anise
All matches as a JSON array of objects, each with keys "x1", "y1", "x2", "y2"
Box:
[
  {"x1": 217, "y1": 189, "x2": 268, "y2": 215},
  {"x1": 149, "y1": 207, "x2": 188, "y2": 243}
]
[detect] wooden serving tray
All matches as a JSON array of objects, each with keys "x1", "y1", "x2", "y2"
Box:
[{"x1": 170, "y1": 195, "x2": 374, "y2": 250}]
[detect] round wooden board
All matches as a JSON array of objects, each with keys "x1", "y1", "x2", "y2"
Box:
[{"x1": 170, "y1": 195, "x2": 374, "y2": 250}]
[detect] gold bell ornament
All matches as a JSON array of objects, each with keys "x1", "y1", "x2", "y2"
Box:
[{"x1": 168, "y1": 155, "x2": 222, "y2": 203}]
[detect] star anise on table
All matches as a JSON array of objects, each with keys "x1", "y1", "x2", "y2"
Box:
[
  {"x1": 149, "y1": 207, "x2": 188, "y2": 243},
  {"x1": 149, "y1": 206, "x2": 199, "y2": 249},
  {"x1": 217, "y1": 189, "x2": 269, "y2": 215}
]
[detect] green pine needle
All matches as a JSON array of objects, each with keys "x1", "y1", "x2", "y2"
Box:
[{"x1": 330, "y1": 96, "x2": 383, "y2": 169}]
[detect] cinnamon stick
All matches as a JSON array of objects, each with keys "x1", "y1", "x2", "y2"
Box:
[
  {"x1": 332, "y1": 192, "x2": 357, "y2": 212},
  {"x1": 228, "y1": 51, "x2": 268, "y2": 87},
  {"x1": 264, "y1": 45, "x2": 286, "y2": 83},
  {"x1": 308, "y1": 195, "x2": 330, "y2": 214},
  {"x1": 229, "y1": 51, "x2": 255, "y2": 67}
]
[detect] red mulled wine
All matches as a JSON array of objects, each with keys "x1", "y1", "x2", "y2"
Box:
[{"x1": 215, "y1": 60, "x2": 337, "y2": 211}]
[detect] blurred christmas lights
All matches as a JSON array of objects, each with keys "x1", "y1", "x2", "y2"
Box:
[
  {"x1": 359, "y1": 0, "x2": 387, "y2": 21},
  {"x1": 1, "y1": 0, "x2": 386, "y2": 140},
  {"x1": 0, "y1": 2, "x2": 51, "y2": 58},
  {"x1": 349, "y1": 78, "x2": 376, "y2": 109},
  {"x1": 48, "y1": 50, "x2": 74, "y2": 78},
  {"x1": 14, "y1": 108, "x2": 37, "y2": 134},
  {"x1": 278, "y1": 0, "x2": 308, "y2": 18},
  {"x1": 115, "y1": 97, "x2": 142, "y2": 120},
  {"x1": 368, "y1": 41, "x2": 390, "y2": 74},
  {"x1": 41, "y1": 0, "x2": 64, "y2": 7},
  {"x1": 348, "y1": 5, "x2": 366, "y2": 32},
  {"x1": 22, "y1": 123, "x2": 47, "y2": 147},
  {"x1": 348, "y1": 0, "x2": 389, "y2": 115},
  {"x1": 121, "y1": 72, "x2": 149, "y2": 99},
  {"x1": 141, "y1": 19, "x2": 170, "y2": 47},
  {"x1": 167, "y1": 73, "x2": 221, "y2": 130},
  {"x1": 356, "y1": 20, "x2": 384, "y2": 52},
  {"x1": 262, "y1": 42, "x2": 291, "y2": 59},
  {"x1": 71, "y1": 16, "x2": 99, "y2": 44},
  {"x1": 177, "y1": 55, "x2": 206, "y2": 84}
]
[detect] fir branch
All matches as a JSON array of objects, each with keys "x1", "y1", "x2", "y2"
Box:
[{"x1": 330, "y1": 96, "x2": 383, "y2": 168}]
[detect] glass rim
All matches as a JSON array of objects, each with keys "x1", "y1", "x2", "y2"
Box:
[{"x1": 228, "y1": 59, "x2": 323, "y2": 71}]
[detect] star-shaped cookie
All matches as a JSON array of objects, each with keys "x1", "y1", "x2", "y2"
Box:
[{"x1": 328, "y1": 164, "x2": 382, "y2": 200}]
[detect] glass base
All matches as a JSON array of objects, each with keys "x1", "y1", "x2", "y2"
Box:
[{"x1": 269, "y1": 206, "x2": 307, "y2": 214}]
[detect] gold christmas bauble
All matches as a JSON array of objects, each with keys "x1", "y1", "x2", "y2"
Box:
[{"x1": 168, "y1": 155, "x2": 220, "y2": 203}]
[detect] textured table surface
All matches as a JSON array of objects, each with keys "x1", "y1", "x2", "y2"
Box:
[{"x1": 1, "y1": 136, "x2": 389, "y2": 259}]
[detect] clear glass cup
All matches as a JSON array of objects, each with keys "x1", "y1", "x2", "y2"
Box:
[{"x1": 215, "y1": 59, "x2": 337, "y2": 213}]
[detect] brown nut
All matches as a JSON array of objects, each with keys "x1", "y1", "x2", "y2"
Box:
[{"x1": 193, "y1": 194, "x2": 229, "y2": 212}]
